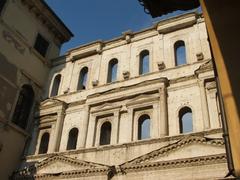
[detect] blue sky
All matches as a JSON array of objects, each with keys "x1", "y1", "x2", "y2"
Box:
[{"x1": 45, "y1": 0, "x2": 198, "y2": 54}]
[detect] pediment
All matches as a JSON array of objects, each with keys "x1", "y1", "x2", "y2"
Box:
[
  {"x1": 97, "y1": 103, "x2": 115, "y2": 110},
  {"x1": 40, "y1": 98, "x2": 64, "y2": 107},
  {"x1": 123, "y1": 136, "x2": 225, "y2": 166},
  {"x1": 195, "y1": 60, "x2": 213, "y2": 75},
  {"x1": 127, "y1": 94, "x2": 158, "y2": 105},
  {"x1": 36, "y1": 155, "x2": 109, "y2": 174},
  {"x1": 151, "y1": 143, "x2": 224, "y2": 163}
]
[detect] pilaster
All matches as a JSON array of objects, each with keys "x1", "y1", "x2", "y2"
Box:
[
  {"x1": 198, "y1": 79, "x2": 210, "y2": 130},
  {"x1": 49, "y1": 104, "x2": 66, "y2": 152},
  {"x1": 79, "y1": 104, "x2": 90, "y2": 148},
  {"x1": 112, "y1": 111, "x2": 120, "y2": 144},
  {"x1": 159, "y1": 77, "x2": 169, "y2": 137},
  {"x1": 85, "y1": 113, "x2": 96, "y2": 148}
]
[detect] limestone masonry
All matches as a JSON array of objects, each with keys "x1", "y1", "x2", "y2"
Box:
[{"x1": 14, "y1": 12, "x2": 227, "y2": 180}]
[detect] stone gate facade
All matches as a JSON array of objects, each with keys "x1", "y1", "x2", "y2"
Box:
[{"x1": 14, "y1": 12, "x2": 227, "y2": 180}]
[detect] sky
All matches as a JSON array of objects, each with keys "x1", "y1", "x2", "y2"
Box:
[{"x1": 45, "y1": 0, "x2": 198, "y2": 54}]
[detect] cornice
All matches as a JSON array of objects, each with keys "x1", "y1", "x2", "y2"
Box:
[
  {"x1": 18, "y1": 133, "x2": 225, "y2": 179},
  {"x1": 39, "y1": 98, "x2": 68, "y2": 110},
  {"x1": 63, "y1": 12, "x2": 202, "y2": 59},
  {"x1": 14, "y1": 155, "x2": 110, "y2": 179},
  {"x1": 169, "y1": 75, "x2": 196, "y2": 84},
  {"x1": 21, "y1": 0, "x2": 73, "y2": 43},
  {"x1": 157, "y1": 12, "x2": 197, "y2": 34},
  {"x1": 122, "y1": 135, "x2": 224, "y2": 165},
  {"x1": 120, "y1": 154, "x2": 226, "y2": 173},
  {"x1": 87, "y1": 78, "x2": 167, "y2": 100},
  {"x1": 195, "y1": 60, "x2": 213, "y2": 76},
  {"x1": 36, "y1": 154, "x2": 109, "y2": 170}
]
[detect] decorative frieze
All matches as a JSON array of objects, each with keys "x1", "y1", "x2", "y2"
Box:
[{"x1": 2, "y1": 30, "x2": 25, "y2": 54}]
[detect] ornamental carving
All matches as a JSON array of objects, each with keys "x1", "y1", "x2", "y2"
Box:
[
  {"x1": 2, "y1": 30, "x2": 25, "y2": 54},
  {"x1": 157, "y1": 61, "x2": 166, "y2": 70},
  {"x1": 92, "y1": 80, "x2": 99, "y2": 86},
  {"x1": 122, "y1": 71, "x2": 130, "y2": 79},
  {"x1": 196, "y1": 52, "x2": 204, "y2": 61}
]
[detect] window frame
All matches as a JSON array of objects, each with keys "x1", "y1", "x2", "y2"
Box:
[
  {"x1": 12, "y1": 84, "x2": 34, "y2": 130},
  {"x1": 38, "y1": 132, "x2": 50, "y2": 154},
  {"x1": 107, "y1": 58, "x2": 118, "y2": 83},
  {"x1": 138, "y1": 114, "x2": 151, "y2": 140},
  {"x1": 174, "y1": 40, "x2": 187, "y2": 66},
  {"x1": 50, "y1": 74, "x2": 61, "y2": 97},
  {"x1": 34, "y1": 33, "x2": 50, "y2": 57},
  {"x1": 66, "y1": 128, "x2": 79, "y2": 150},
  {"x1": 77, "y1": 67, "x2": 88, "y2": 90},
  {"x1": 99, "y1": 121, "x2": 112, "y2": 146},
  {"x1": 179, "y1": 106, "x2": 193, "y2": 134},
  {"x1": 139, "y1": 50, "x2": 150, "y2": 75}
]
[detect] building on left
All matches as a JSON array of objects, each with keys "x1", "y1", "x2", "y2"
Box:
[{"x1": 0, "y1": 0, "x2": 73, "y2": 179}]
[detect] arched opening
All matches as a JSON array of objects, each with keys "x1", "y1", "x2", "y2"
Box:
[
  {"x1": 38, "y1": 132, "x2": 50, "y2": 154},
  {"x1": 139, "y1": 50, "x2": 149, "y2": 75},
  {"x1": 77, "y1": 67, "x2": 88, "y2": 90},
  {"x1": 174, "y1": 41, "x2": 186, "y2": 66},
  {"x1": 12, "y1": 84, "x2": 34, "y2": 129},
  {"x1": 179, "y1": 107, "x2": 193, "y2": 133},
  {"x1": 100, "y1": 122, "x2": 112, "y2": 145},
  {"x1": 107, "y1": 59, "x2": 118, "y2": 83},
  {"x1": 67, "y1": 128, "x2": 79, "y2": 150},
  {"x1": 50, "y1": 74, "x2": 61, "y2": 97},
  {"x1": 138, "y1": 114, "x2": 151, "y2": 140}
]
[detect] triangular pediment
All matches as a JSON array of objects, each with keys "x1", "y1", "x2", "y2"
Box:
[
  {"x1": 127, "y1": 94, "x2": 158, "y2": 105},
  {"x1": 151, "y1": 143, "x2": 224, "y2": 162},
  {"x1": 40, "y1": 98, "x2": 63, "y2": 107},
  {"x1": 97, "y1": 103, "x2": 115, "y2": 110},
  {"x1": 36, "y1": 155, "x2": 109, "y2": 174},
  {"x1": 123, "y1": 136, "x2": 225, "y2": 166}
]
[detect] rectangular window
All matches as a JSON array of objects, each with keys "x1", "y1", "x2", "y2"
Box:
[
  {"x1": 0, "y1": 0, "x2": 7, "y2": 14},
  {"x1": 34, "y1": 34, "x2": 49, "y2": 57}
]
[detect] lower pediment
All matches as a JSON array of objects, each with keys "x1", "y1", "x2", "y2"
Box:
[
  {"x1": 151, "y1": 143, "x2": 225, "y2": 163},
  {"x1": 122, "y1": 136, "x2": 225, "y2": 166},
  {"x1": 37, "y1": 160, "x2": 86, "y2": 174},
  {"x1": 15, "y1": 155, "x2": 110, "y2": 179}
]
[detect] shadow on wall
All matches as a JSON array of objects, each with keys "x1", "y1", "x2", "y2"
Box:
[{"x1": 0, "y1": 52, "x2": 18, "y2": 123}]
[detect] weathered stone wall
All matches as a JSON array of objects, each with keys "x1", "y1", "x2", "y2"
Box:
[
  {"x1": 0, "y1": 1, "x2": 70, "y2": 179},
  {"x1": 22, "y1": 12, "x2": 227, "y2": 180}
]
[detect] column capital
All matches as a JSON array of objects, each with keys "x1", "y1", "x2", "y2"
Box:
[{"x1": 159, "y1": 77, "x2": 169, "y2": 86}]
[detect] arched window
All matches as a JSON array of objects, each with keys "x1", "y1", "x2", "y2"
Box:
[
  {"x1": 174, "y1": 41, "x2": 186, "y2": 66},
  {"x1": 138, "y1": 114, "x2": 150, "y2": 140},
  {"x1": 50, "y1": 74, "x2": 61, "y2": 97},
  {"x1": 77, "y1": 67, "x2": 88, "y2": 90},
  {"x1": 67, "y1": 128, "x2": 79, "y2": 150},
  {"x1": 38, "y1": 132, "x2": 50, "y2": 154},
  {"x1": 107, "y1": 59, "x2": 118, "y2": 83},
  {"x1": 179, "y1": 107, "x2": 193, "y2": 133},
  {"x1": 139, "y1": 50, "x2": 149, "y2": 75},
  {"x1": 100, "y1": 122, "x2": 111, "y2": 145},
  {"x1": 12, "y1": 85, "x2": 34, "y2": 129}
]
